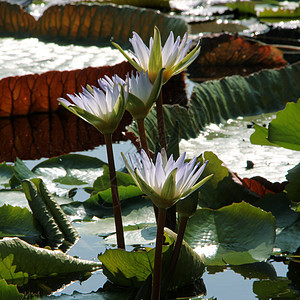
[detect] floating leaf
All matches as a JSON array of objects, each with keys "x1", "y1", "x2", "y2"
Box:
[
  {"x1": 0, "y1": 237, "x2": 101, "y2": 282},
  {"x1": 241, "y1": 176, "x2": 287, "y2": 197},
  {"x1": 258, "y1": 5, "x2": 300, "y2": 18},
  {"x1": 184, "y1": 202, "x2": 276, "y2": 266},
  {"x1": 0, "y1": 61, "x2": 133, "y2": 116},
  {"x1": 0, "y1": 204, "x2": 40, "y2": 243},
  {"x1": 0, "y1": 163, "x2": 14, "y2": 186},
  {"x1": 250, "y1": 123, "x2": 277, "y2": 147},
  {"x1": 91, "y1": 165, "x2": 143, "y2": 203},
  {"x1": 136, "y1": 62, "x2": 300, "y2": 152},
  {"x1": 253, "y1": 277, "x2": 300, "y2": 299},
  {"x1": 22, "y1": 178, "x2": 80, "y2": 249},
  {"x1": 99, "y1": 228, "x2": 205, "y2": 290},
  {"x1": 0, "y1": 2, "x2": 36, "y2": 35},
  {"x1": 226, "y1": 1, "x2": 256, "y2": 15},
  {"x1": 251, "y1": 100, "x2": 300, "y2": 150},
  {"x1": 286, "y1": 163, "x2": 300, "y2": 203},
  {"x1": 189, "y1": 34, "x2": 286, "y2": 81},
  {"x1": 34, "y1": 4, "x2": 186, "y2": 45},
  {"x1": 0, "y1": 279, "x2": 24, "y2": 298},
  {"x1": 268, "y1": 100, "x2": 300, "y2": 151}
]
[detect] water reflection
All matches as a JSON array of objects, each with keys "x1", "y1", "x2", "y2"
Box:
[{"x1": 0, "y1": 109, "x2": 132, "y2": 162}]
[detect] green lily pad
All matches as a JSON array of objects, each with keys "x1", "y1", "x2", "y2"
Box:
[
  {"x1": 98, "y1": 228, "x2": 205, "y2": 290},
  {"x1": 184, "y1": 202, "x2": 276, "y2": 266},
  {"x1": 12, "y1": 154, "x2": 105, "y2": 196},
  {"x1": 91, "y1": 165, "x2": 143, "y2": 203},
  {"x1": 0, "y1": 237, "x2": 101, "y2": 282},
  {"x1": 253, "y1": 277, "x2": 300, "y2": 299},
  {"x1": 250, "y1": 123, "x2": 278, "y2": 147},
  {"x1": 268, "y1": 100, "x2": 300, "y2": 151},
  {"x1": 0, "y1": 205, "x2": 40, "y2": 243},
  {"x1": 286, "y1": 163, "x2": 300, "y2": 203},
  {"x1": 0, "y1": 163, "x2": 14, "y2": 187},
  {"x1": 251, "y1": 100, "x2": 300, "y2": 151},
  {"x1": 197, "y1": 151, "x2": 258, "y2": 209},
  {"x1": 0, "y1": 279, "x2": 24, "y2": 299}
]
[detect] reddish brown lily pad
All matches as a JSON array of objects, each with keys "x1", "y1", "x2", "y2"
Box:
[
  {"x1": 189, "y1": 34, "x2": 287, "y2": 82},
  {"x1": 0, "y1": 2, "x2": 36, "y2": 35},
  {"x1": 0, "y1": 61, "x2": 133, "y2": 117},
  {"x1": 0, "y1": 2, "x2": 187, "y2": 45}
]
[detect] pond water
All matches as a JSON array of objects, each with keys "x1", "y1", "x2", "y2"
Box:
[
  {"x1": 19, "y1": 111, "x2": 294, "y2": 300},
  {"x1": 1, "y1": 1, "x2": 300, "y2": 299}
]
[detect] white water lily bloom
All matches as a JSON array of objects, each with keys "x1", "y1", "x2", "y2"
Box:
[
  {"x1": 122, "y1": 149, "x2": 212, "y2": 209},
  {"x1": 126, "y1": 69, "x2": 163, "y2": 120},
  {"x1": 58, "y1": 76, "x2": 127, "y2": 135},
  {"x1": 112, "y1": 27, "x2": 201, "y2": 83}
]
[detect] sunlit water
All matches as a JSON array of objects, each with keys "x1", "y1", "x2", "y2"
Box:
[
  {"x1": 0, "y1": 37, "x2": 126, "y2": 79},
  {"x1": 180, "y1": 113, "x2": 299, "y2": 183}
]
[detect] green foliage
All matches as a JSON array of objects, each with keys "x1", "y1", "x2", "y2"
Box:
[
  {"x1": 285, "y1": 163, "x2": 300, "y2": 203},
  {"x1": 251, "y1": 100, "x2": 300, "y2": 150},
  {"x1": 0, "y1": 279, "x2": 24, "y2": 299},
  {"x1": 197, "y1": 151, "x2": 258, "y2": 209},
  {"x1": 21, "y1": 179, "x2": 79, "y2": 249},
  {"x1": 99, "y1": 228, "x2": 205, "y2": 290},
  {"x1": 0, "y1": 205, "x2": 40, "y2": 241},
  {"x1": 184, "y1": 202, "x2": 276, "y2": 266},
  {"x1": 92, "y1": 165, "x2": 143, "y2": 203},
  {"x1": 227, "y1": 1, "x2": 256, "y2": 15},
  {"x1": 0, "y1": 238, "x2": 101, "y2": 282},
  {"x1": 253, "y1": 277, "x2": 300, "y2": 299}
]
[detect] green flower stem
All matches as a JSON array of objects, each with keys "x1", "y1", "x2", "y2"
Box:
[
  {"x1": 104, "y1": 133, "x2": 125, "y2": 249},
  {"x1": 161, "y1": 216, "x2": 188, "y2": 295},
  {"x1": 152, "y1": 207, "x2": 167, "y2": 300},
  {"x1": 137, "y1": 118, "x2": 150, "y2": 158},
  {"x1": 156, "y1": 91, "x2": 167, "y2": 150}
]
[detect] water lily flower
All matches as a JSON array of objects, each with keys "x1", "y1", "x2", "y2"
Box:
[
  {"x1": 112, "y1": 26, "x2": 201, "y2": 83},
  {"x1": 58, "y1": 76, "x2": 127, "y2": 135},
  {"x1": 126, "y1": 69, "x2": 163, "y2": 120},
  {"x1": 122, "y1": 149, "x2": 212, "y2": 209}
]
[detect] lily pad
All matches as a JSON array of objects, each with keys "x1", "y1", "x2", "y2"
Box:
[
  {"x1": 12, "y1": 154, "x2": 105, "y2": 196},
  {"x1": 0, "y1": 204, "x2": 40, "y2": 243},
  {"x1": 99, "y1": 228, "x2": 205, "y2": 290},
  {"x1": 253, "y1": 277, "x2": 300, "y2": 299},
  {"x1": 184, "y1": 202, "x2": 276, "y2": 266},
  {"x1": 0, "y1": 237, "x2": 101, "y2": 282},
  {"x1": 285, "y1": 163, "x2": 300, "y2": 203},
  {"x1": 136, "y1": 62, "x2": 300, "y2": 153},
  {"x1": 0, "y1": 279, "x2": 24, "y2": 299}
]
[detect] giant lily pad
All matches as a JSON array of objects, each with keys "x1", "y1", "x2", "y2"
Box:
[
  {"x1": 184, "y1": 202, "x2": 276, "y2": 266},
  {"x1": 134, "y1": 62, "x2": 300, "y2": 152}
]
